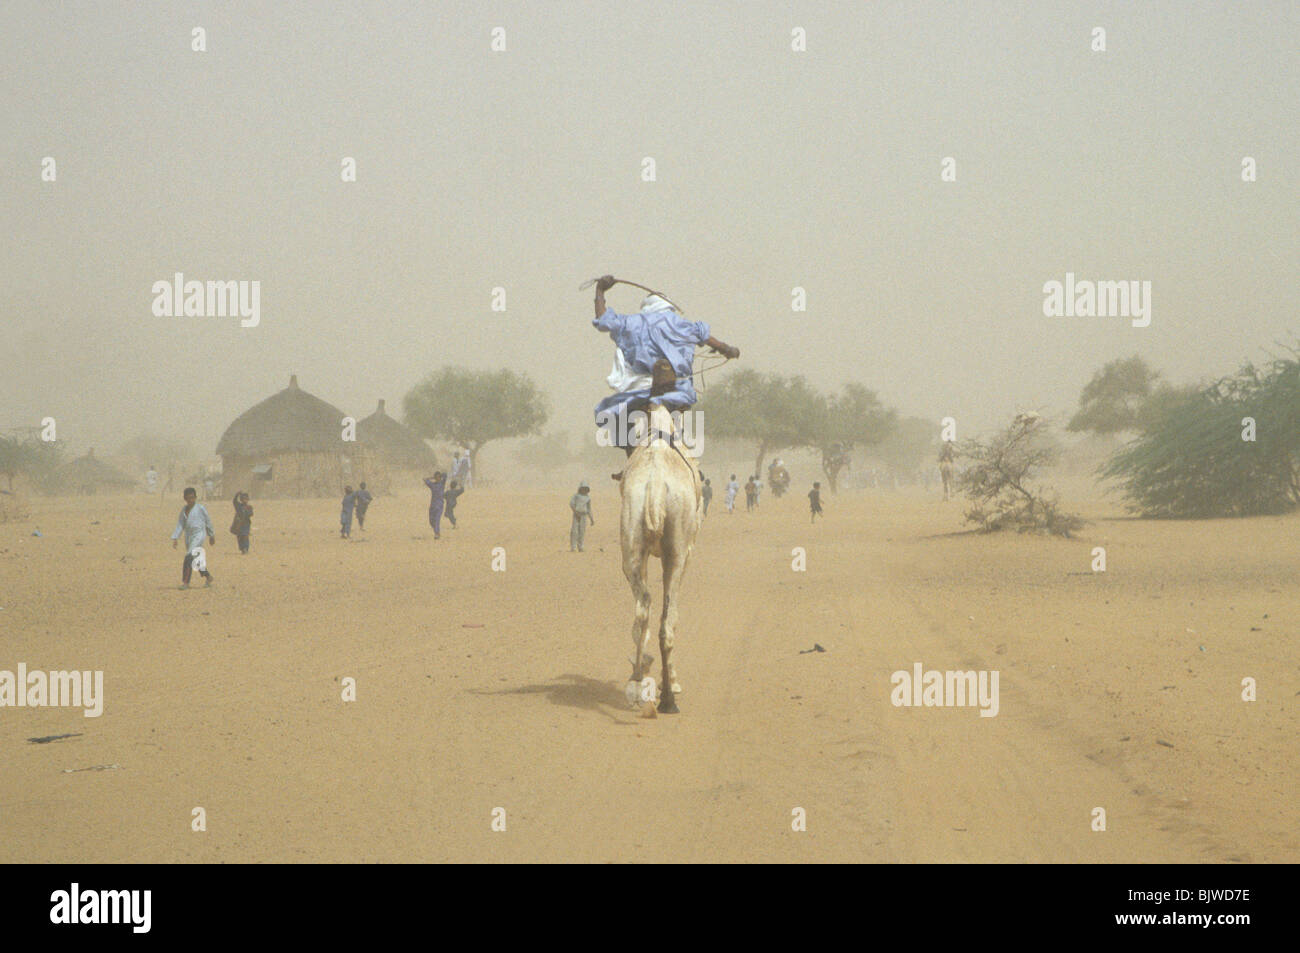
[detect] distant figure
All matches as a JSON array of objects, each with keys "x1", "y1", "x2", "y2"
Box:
[
  {"x1": 230, "y1": 491, "x2": 253, "y2": 554},
  {"x1": 171, "y1": 486, "x2": 215, "y2": 589},
  {"x1": 569, "y1": 481, "x2": 594, "y2": 551},
  {"x1": 725, "y1": 474, "x2": 739, "y2": 513},
  {"x1": 355, "y1": 482, "x2": 373, "y2": 529},
  {"x1": 768, "y1": 458, "x2": 790, "y2": 497},
  {"x1": 145, "y1": 465, "x2": 158, "y2": 494},
  {"x1": 164, "y1": 464, "x2": 175, "y2": 495},
  {"x1": 701, "y1": 478, "x2": 712, "y2": 516},
  {"x1": 340, "y1": 485, "x2": 356, "y2": 538},
  {"x1": 444, "y1": 480, "x2": 464, "y2": 528},
  {"x1": 939, "y1": 442, "x2": 955, "y2": 501},
  {"x1": 451, "y1": 450, "x2": 472, "y2": 489},
  {"x1": 424, "y1": 472, "x2": 447, "y2": 539},
  {"x1": 753, "y1": 474, "x2": 763, "y2": 507},
  {"x1": 203, "y1": 475, "x2": 215, "y2": 500},
  {"x1": 809, "y1": 482, "x2": 823, "y2": 523},
  {"x1": 745, "y1": 476, "x2": 756, "y2": 512}
]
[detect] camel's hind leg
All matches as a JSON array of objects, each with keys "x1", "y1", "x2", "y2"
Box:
[
  {"x1": 623, "y1": 543, "x2": 655, "y2": 689},
  {"x1": 656, "y1": 541, "x2": 691, "y2": 714}
]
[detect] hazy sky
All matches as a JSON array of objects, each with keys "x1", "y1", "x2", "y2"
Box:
[{"x1": 3, "y1": 1, "x2": 1297, "y2": 458}]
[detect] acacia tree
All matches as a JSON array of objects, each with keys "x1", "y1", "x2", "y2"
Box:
[
  {"x1": 0, "y1": 432, "x2": 64, "y2": 493},
  {"x1": 956, "y1": 415, "x2": 1083, "y2": 536},
  {"x1": 872, "y1": 415, "x2": 939, "y2": 484},
  {"x1": 815, "y1": 383, "x2": 896, "y2": 492},
  {"x1": 701, "y1": 369, "x2": 825, "y2": 477},
  {"x1": 1103, "y1": 351, "x2": 1300, "y2": 517},
  {"x1": 1067, "y1": 356, "x2": 1161, "y2": 435},
  {"x1": 403, "y1": 368, "x2": 549, "y2": 479}
]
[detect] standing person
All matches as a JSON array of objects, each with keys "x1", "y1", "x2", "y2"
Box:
[
  {"x1": 725, "y1": 474, "x2": 739, "y2": 513},
  {"x1": 745, "y1": 476, "x2": 756, "y2": 512},
  {"x1": 458, "y1": 450, "x2": 472, "y2": 489},
  {"x1": 164, "y1": 464, "x2": 175, "y2": 495},
  {"x1": 939, "y1": 442, "x2": 955, "y2": 502},
  {"x1": 753, "y1": 473, "x2": 763, "y2": 508},
  {"x1": 354, "y1": 482, "x2": 373, "y2": 530},
  {"x1": 145, "y1": 465, "x2": 158, "y2": 495},
  {"x1": 449, "y1": 450, "x2": 468, "y2": 489},
  {"x1": 444, "y1": 480, "x2": 464, "y2": 528},
  {"x1": 230, "y1": 491, "x2": 253, "y2": 554},
  {"x1": 569, "y1": 481, "x2": 594, "y2": 551},
  {"x1": 204, "y1": 473, "x2": 215, "y2": 500},
  {"x1": 809, "y1": 482, "x2": 824, "y2": 523},
  {"x1": 171, "y1": 486, "x2": 215, "y2": 589},
  {"x1": 701, "y1": 478, "x2": 713, "y2": 516},
  {"x1": 340, "y1": 486, "x2": 356, "y2": 539},
  {"x1": 424, "y1": 472, "x2": 447, "y2": 539}
]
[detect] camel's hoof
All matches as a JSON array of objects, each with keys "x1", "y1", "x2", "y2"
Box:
[
  {"x1": 626, "y1": 676, "x2": 656, "y2": 708},
  {"x1": 657, "y1": 695, "x2": 680, "y2": 714}
]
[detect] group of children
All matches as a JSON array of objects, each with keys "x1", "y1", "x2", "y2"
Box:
[
  {"x1": 566, "y1": 471, "x2": 825, "y2": 554},
  {"x1": 338, "y1": 475, "x2": 467, "y2": 541},
  {"x1": 422, "y1": 472, "x2": 465, "y2": 539},
  {"x1": 167, "y1": 486, "x2": 262, "y2": 589},
  {"x1": 712, "y1": 472, "x2": 822, "y2": 521},
  {"x1": 339, "y1": 483, "x2": 374, "y2": 538},
  {"x1": 169, "y1": 462, "x2": 477, "y2": 590}
]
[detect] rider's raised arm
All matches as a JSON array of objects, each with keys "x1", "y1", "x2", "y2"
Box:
[
  {"x1": 704, "y1": 335, "x2": 740, "y2": 360},
  {"x1": 593, "y1": 274, "x2": 617, "y2": 320}
]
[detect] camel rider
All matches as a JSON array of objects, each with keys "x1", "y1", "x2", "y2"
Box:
[{"x1": 590, "y1": 275, "x2": 739, "y2": 475}]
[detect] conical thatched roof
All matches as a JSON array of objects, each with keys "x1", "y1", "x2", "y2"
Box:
[
  {"x1": 216, "y1": 375, "x2": 349, "y2": 456},
  {"x1": 357, "y1": 399, "x2": 435, "y2": 466},
  {"x1": 61, "y1": 448, "x2": 135, "y2": 487}
]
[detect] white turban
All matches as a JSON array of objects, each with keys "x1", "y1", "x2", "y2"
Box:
[{"x1": 640, "y1": 294, "x2": 674, "y2": 314}]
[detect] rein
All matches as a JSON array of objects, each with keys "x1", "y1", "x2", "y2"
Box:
[{"x1": 641, "y1": 426, "x2": 700, "y2": 485}]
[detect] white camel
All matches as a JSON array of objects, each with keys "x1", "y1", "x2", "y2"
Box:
[{"x1": 619, "y1": 402, "x2": 703, "y2": 714}]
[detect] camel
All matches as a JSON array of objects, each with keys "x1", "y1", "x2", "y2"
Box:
[{"x1": 619, "y1": 401, "x2": 703, "y2": 714}]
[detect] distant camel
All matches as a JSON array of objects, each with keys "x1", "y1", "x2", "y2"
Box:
[{"x1": 619, "y1": 402, "x2": 702, "y2": 714}]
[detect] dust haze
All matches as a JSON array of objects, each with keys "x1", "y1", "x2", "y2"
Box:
[{"x1": 4, "y1": 1, "x2": 1296, "y2": 463}]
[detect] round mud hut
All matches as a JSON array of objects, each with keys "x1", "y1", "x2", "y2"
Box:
[
  {"x1": 356, "y1": 399, "x2": 436, "y2": 493},
  {"x1": 217, "y1": 375, "x2": 377, "y2": 499},
  {"x1": 61, "y1": 448, "x2": 136, "y2": 495}
]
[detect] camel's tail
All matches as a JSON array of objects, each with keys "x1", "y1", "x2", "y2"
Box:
[{"x1": 644, "y1": 477, "x2": 666, "y2": 537}]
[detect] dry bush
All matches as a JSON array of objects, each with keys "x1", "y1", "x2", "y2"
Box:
[{"x1": 956, "y1": 415, "x2": 1084, "y2": 537}]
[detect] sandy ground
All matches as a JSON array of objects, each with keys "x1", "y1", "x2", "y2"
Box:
[{"x1": 0, "y1": 481, "x2": 1295, "y2": 863}]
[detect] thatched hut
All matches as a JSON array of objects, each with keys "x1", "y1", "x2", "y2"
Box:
[
  {"x1": 216, "y1": 375, "x2": 378, "y2": 499},
  {"x1": 61, "y1": 448, "x2": 136, "y2": 495},
  {"x1": 357, "y1": 399, "x2": 436, "y2": 492}
]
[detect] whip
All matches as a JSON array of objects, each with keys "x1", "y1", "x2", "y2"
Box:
[{"x1": 579, "y1": 276, "x2": 685, "y2": 314}]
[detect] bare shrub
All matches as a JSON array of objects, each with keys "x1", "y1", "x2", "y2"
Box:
[{"x1": 955, "y1": 414, "x2": 1084, "y2": 537}]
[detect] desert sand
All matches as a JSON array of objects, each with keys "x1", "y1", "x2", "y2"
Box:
[{"x1": 1, "y1": 482, "x2": 1295, "y2": 863}]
